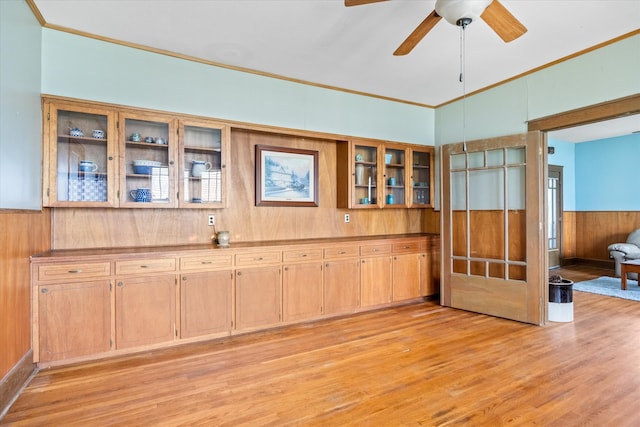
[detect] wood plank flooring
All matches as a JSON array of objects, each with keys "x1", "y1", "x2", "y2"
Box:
[{"x1": 3, "y1": 266, "x2": 639, "y2": 426}]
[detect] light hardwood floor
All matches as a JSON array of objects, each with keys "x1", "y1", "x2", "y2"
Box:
[{"x1": 3, "y1": 266, "x2": 639, "y2": 426}]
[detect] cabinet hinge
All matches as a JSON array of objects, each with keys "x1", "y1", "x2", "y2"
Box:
[
  {"x1": 116, "y1": 120, "x2": 119, "y2": 129},
  {"x1": 117, "y1": 190, "x2": 120, "y2": 198},
  {"x1": 110, "y1": 339, "x2": 113, "y2": 349},
  {"x1": 47, "y1": 112, "x2": 50, "y2": 120},
  {"x1": 46, "y1": 188, "x2": 50, "y2": 197}
]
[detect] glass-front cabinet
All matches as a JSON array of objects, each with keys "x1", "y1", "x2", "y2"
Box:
[
  {"x1": 337, "y1": 138, "x2": 434, "y2": 210},
  {"x1": 119, "y1": 112, "x2": 177, "y2": 208},
  {"x1": 43, "y1": 101, "x2": 117, "y2": 207},
  {"x1": 351, "y1": 140, "x2": 381, "y2": 208},
  {"x1": 383, "y1": 145, "x2": 408, "y2": 208},
  {"x1": 178, "y1": 119, "x2": 229, "y2": 208},
  {"x1": 43, "y1": 97, "x2": 230, "y2": 209},
  {"x1": 409, "y1": 146, "x2": 434, "y2": 208}
]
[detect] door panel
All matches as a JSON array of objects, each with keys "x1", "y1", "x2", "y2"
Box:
[{"x1": 442, "y1": 132, "x2": 544, "y2": 325}]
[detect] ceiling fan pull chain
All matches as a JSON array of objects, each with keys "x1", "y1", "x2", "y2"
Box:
[{"x1": 459, "y1": 21, "x2": 467, "y2": 149}]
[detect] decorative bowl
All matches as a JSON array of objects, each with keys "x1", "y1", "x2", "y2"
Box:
[
  {"x1": 70, "y1": 128, "x2": 84, "y2": 137},
  {"x1": 132, "y1": 160, "x2": 162, "y2": 175}
]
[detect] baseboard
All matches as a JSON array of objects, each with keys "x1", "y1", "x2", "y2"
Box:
[
  {"x1": 0, "y1": 350, "x2": 36, "y2": 419},
  {"x1": 562, "y1": 257, "x2": 615, "y2": 269}
]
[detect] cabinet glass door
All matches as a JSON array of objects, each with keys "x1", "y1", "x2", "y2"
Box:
[
  {"x1": 121, "y1": 114, "x2": 176, "y2": 207},
  {"x1": 411, "y1": 148, "x2": 432, "y2": 207},
  {"x1": 50, "y1": 107, "x2": 115, "y2": 206},
  {"x1": 179, "y1": 121, "x2": 226, "y2": 207},
  {"x1": 353, "y1": 143, "x2": 379, "y2": 207},
  {"x1": 384, "y1": 147, "x2": 406, "y2": 207}
]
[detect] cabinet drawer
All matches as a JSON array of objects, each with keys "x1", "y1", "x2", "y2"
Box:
[
  {"x1": 180, "y1": 254, "x2": 233, "y2": 271},
  {"x1": 360, "y1": 243, "x2": 391, "y2": 257},
  {"x1": 283, "y1": 248, "x2": 323, "y2": 263},
  {"x1": 235, "y1": 251, "x2": 281, "y2": 267},
  {"x1": 115, "y1": 258, "x2": 177, "y2": 275},
  {"x1": 392, "y1": 241, "x2": 421, "y2": 254},
  {"x1": 38, "y1": 262, "x2": 111, "y2": 282},
  {"x1": 324, "y1": 245, "x2": 360, "y2": 259}
]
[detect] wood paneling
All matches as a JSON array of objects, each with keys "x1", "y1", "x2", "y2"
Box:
[
  {"x1": 574, "y1": 211, "x2": 640, "y2": 261},
  {"x1": 5, "y1": 291, "x2": 640, "y2": 425},
  {"x1": 0, "y1": 209, "x2": 51, "y2": 413},
  {"x1": 0, "y1": 210, "x2": 51, "y2": 377},
  {"x1": 52, "y1": 129, "x2": 428, "y2": 249},
  {"x1": 562, "y1": 210, "x2": 576, "y2": 259}
]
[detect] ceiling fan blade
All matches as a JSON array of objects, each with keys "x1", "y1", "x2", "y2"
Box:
[
  {"x1": 481, "y1": 0, "x2": 527, "y2": 42},
  {"x1": 344, "y1": 0, "x2": 389, "y2": 6},
  {"x1": 393, "y1": 10, "x2": 442, "y2": 56}
]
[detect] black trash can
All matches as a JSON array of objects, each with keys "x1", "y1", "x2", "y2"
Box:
[{"x1": 548, "y1": 279, "x2": 573, "y2": 322}]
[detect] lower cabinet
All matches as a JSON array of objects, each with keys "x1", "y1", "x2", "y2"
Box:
[
  {"x1": 324, "y1": 259, "x2": 360, "y2": 314},
  {"x1": 360, "y1": 256, "x2": 392, "y2": 307},
  {"x1": 283, "y1": 262, "x2": 324, "y2": 322},
  {"x1": 235, "y1": 265, "x2": 282, "y2": 331},
  {"x1": 37, "y1": 280, "x2": 111, "y2": 363},
  {"x1": 180, "y1": 270, "x2": 233, "y2": 339},
  {"x1": 392, "y1": 253, "x2": 421, "y2": 301},
  {"x1": 32, "y1": 235, "x2": 438, "y2": 366},
  {"x1": 115, "y1": 275, "x2": 177, "y2": 349}
]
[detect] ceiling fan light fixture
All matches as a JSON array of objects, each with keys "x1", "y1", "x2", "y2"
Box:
[{"x1": 435, "y1": 0, "x2": 492, "y2": 26}]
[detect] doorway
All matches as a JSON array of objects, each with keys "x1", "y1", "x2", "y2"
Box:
[{"x1": 547, "y1": 165, "x2": 563, "y2": 268}]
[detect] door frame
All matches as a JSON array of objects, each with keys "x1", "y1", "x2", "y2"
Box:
[{"x1": 547, "y1": 164, "x2": 563, "y2": 268}]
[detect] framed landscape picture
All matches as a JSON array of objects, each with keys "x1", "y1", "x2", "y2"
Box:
[{"x1": 255, "y1": 145, "x2": 319, "y2": 207}]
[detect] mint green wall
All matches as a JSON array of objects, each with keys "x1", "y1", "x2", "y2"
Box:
[
  {"x1": 436, "y1": 35, "x2": 640, "y2": 146},
  {"x1": 41, "y1": 29, "x2": 434, "y2": 146},
  {"x1": 0, "y1": 0, "x2": 42, "y2": 210}
]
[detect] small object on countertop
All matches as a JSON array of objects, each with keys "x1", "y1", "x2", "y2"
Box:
[{"x1": 216, "y1": 230, "x2": 231, "y2": 247}]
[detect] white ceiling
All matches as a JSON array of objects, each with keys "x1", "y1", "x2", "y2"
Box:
[
  {"x1": 32, "y1": 0, "x2": 640, "y2": 140},
  {"x1": 549, "y1": 114, "x2": 640, "y2": 143}
]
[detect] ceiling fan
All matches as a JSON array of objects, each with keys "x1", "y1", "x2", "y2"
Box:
[{"x1": 345, "y1": 0, "x2": 527, "y2": 55}]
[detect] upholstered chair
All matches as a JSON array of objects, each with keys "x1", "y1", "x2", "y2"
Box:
[{"x1": 608, "y1": 228, "x2": 640, "y2": 280}]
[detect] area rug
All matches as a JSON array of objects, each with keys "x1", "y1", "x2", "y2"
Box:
[{"x1": 573, "y1": 276, "x2": 640, "y2": 301}]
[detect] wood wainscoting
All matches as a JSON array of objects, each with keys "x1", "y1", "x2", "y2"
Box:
[
  {"x1": 0, "y1": 209, "x2": 51, "y2": 415},
  {"x1": 562, "y1": 211, "x2": 640, "y2": 263}
]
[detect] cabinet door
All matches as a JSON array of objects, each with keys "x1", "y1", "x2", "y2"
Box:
[
  {"x1": 178, "y1": 119, "x2": 230, "y2": 208},
  {"x1": 324, "y1": 259, "x2": 360, "y2": 314},
  {"x1": 360, "y1": 256, "x2": 392, "y2": 307},
  {"x1": 119, "y1": 112, "x2": 177, "y2": 208},
  {"x1": 235, "y1": 266, "x2": 281, "y2": 331},
  {"x1": 392, "y1": 254, "x2": 421, "y2": 301},
  {"x1": 420, "y1": 252, "x2": 438, "y2": 296},
  {"x1": 384, "y1": 145, "x2": 409, "y2": 207},
  {"x1": 43, "y1": 101, "x2": 117, "y2": 207},
  {"x1": 409, "y1": 146, "x2": 434, "y2": 208},
  {"x1": 38, "y1": 280, "x2": 111, "y2": 363},
  {"x1": 180, "y1": 270, "x2": 233, "y2": 339},
  {"x1": 115, "y1": 275, "x2": 176, "y2": 349},
  {"x1": 283, "y1": 262, "x2": 323, "y2": 322},
  {"x1": 337, "y1": 139, "x2": 381, "y2": 209}
]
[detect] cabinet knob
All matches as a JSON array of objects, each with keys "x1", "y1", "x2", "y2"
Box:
[
  {"x1": 117, "y1": 282, "x2": 124, "y2": 287},
  {"x1": 237, "y1": 271, "x2": 242, "y2": 276},
  {"x1": 41, "y1": 288, "x2": 48, "y2": 294},
  {"x1": 182, "y1": 276, "x2": 188, "y2": 281},
  {"x1": 108, "y1": 156, "x2": 113, "y2": 161}
]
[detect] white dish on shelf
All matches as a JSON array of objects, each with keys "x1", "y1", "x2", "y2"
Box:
[{"x1": 132, "y1": 160, "x2": 162, "y2": 167}]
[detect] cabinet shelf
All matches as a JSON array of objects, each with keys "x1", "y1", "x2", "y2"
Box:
[
  {"x1": 412, "y1": 165, "x2": 430, "y2": 169},
  {"x1": 58, "y1": 135, "x2": 108, "y2": 145},
  {"x1": 126, "y1": 141, "x2": 169, "y2": 150},
  {"x1": 184, "y1": 146, "x2": 221, "y2": 154}
]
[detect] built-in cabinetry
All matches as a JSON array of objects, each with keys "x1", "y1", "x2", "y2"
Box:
[
  {"x1": 42, "y1": 97, "x2": 229, "y2": 208},
  {"x1": 337, "y1": 139, "x2": 434, "y2": 209},
  {"x1": 31, "y1": 235, "x2": 438, "y2": 367}
]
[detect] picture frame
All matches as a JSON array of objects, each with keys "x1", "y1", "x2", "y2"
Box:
[{"x1": 255, "y1": 145, "x2": 319, "y2": 207}]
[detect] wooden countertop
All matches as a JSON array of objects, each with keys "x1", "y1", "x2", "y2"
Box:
[{"x1": 32, "y1": 233, "x2": 439, "y2": 263}]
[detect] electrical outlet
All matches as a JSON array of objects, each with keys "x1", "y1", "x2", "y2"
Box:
[
  {"x1": 344, "y1": 213, "x2": 350, "y2": 223},
  {"x1": 208, "y1": 215, "x2": 215, "y2": 226}
]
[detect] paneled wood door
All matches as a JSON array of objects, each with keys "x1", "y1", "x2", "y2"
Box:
[{"x1": 441, "y1": 132, "x2": 545, "y2": 324}]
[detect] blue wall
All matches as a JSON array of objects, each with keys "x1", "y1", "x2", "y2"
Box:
[
  {"x1": 41, "y1": 29, "x2": 434, "y2": 146},
  {"x1": 0, "y1": 0, "x2": 42, "y2": 209},
  {"x1": 575, "y1": 133, "x2": 640, "y2": 211},
  {"x1": 548, "y1": 134, "x2": 640, "y2": 212},
  {"x1": 547, "y1": 139, "x2": 576, "y2": 211}
]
